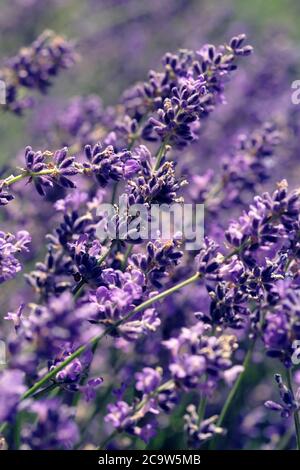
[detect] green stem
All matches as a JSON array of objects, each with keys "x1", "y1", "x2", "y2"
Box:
[
  {"x1": 20, "y1": 272, "x2": 200, "y2": 401},
  {"x1": 218, "y1": 338, "x2": 255, "y2": 427},
  {"x1": 21, "y1": 342, "x2": 89, "y2": 400},
  {"x1": 210, "y1": 336, "x2": 256, "y2": 449},
  {"x1": 13, "y1": 413, "x2": 22, "y2": 450},
  {"x1": 153, "y1": 141, "x2": 168, "y2": 172},
  {"x1": 119, "y1": 138, "x2": 169, "y2": 270},
  {"x1": 98, "y1": 430, "x2": 119, "y2": 450},
  {"x1": 0, "y1": 423, "x2": 7, "y2": 435},
  {"x1": 111, "y1": 181, "x2": 118, "y2": 205},
  {"x1": 5, "y1": 173, "x2": 25, "y2": 185},
  {"x1": 31, "y1": 382, "x2": 58, "y2": 399},
  {"x1": 197, "y1": 395, "x2": 207, "y2": 426},
  {"x1": 4, "y1": 169, "x2": 55, "y2": 187},
  {"x1": 286, "y1": 368, "x2": 300, "y2": 450},
  {"x1": 275, "y1": 428, "x2": 293, "y2": 450},
  {"x1": 73, "y1": 278, "x2": 86, "y2": 299},
  {"x1": 121, "y1": 244, "x2": 133, "y2": 270}
]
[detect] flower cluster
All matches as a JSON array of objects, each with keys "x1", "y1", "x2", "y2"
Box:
[
  {"x1": 0, "y1": 30, "x2": 77, "y2": 114},
  {"x1": 21, "y1": 399, "x2": 79, "y2": 450},
  {"x1": 130, "y1": 238, "x2": 183, "y2": 288},
  {"x1": 163, "y1": 322, "x2": 242, "y2": 394},
  {"x1": 0, "y1": 230, "x2": 31, "y2": 284},
  {"x1": 190, "y1": 123, "x2": 282, "y2": 216},
  {"x1": 105, "y1": 367, "x2": 176, "y2": 444},
  {"x1": 125, "y1": 34, "x2": 252, "y2": 147},
  {"x1": 0, "y1": 370, "x2": 26, "y2": 422},
  {"x1": 225, "y1": 180, "x2": 300, "y2": 262},
  {"x1": 87, "y1": 268, "x2": 161, "y2": 341},
  {"x1": 263, "y1": 289, "x2": 300, "y2": 366}
]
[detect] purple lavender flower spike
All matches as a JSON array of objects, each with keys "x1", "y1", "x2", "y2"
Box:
[
  {"x1": 22, "y1": 399, "x2": 79, "y2": 450},
  {"x1": 135, "y1": 367, "x2": 162, "y2": 394},
  {"x1": 264, "y1": 374, "x2": 299, "y2": 418},
  {"x1": 0, "y1": 30, "x2": 77, "y2": 114},
  {"x1": 184, "y1": 404, "x2": 225, "y2": 447},
  {"x1": 0, "y1": 370, "x2": 26, "y2": 422},
  {"x1": 0, "y1": 230, "x2": 31, "y2": 284}
]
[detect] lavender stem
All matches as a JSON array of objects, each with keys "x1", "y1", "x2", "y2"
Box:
[{"x1": 286, "y1": 368, "x2": 300, "y2": 450}]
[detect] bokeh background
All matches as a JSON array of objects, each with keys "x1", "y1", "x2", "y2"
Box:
[
  {"x1": 1, "y1": 0, "x2": 300, "y2": 162},
  {"x1": 1, "y1": 0, "x2": 300, "y2": 450}
]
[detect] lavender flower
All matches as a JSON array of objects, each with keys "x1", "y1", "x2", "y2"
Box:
[
  {"x1": 105, "y1": 374, "x2": 175, "y2": 444},
  {"x1": 8, "y1": 292, "x2": 98, "y2": 372},
  {"x1": 84, "y1": 143, "x2": 140, "y2": 187},
  {"x1": 22, "y1": 399, "x2": 79, "y2": 450},
  {"x1": 225, "y1": 180, "x2": 300, "y2": 266},
  {"x1": 127, "y1": 160, "x2": 186, "y2": 205},
  {"x1": 0, "y1": 230, "x2": 31, "y2": 284},
  {"x1": 70, "y1": 234, "x2": 104, "y2": 287},
  {"x1": 87, "y1": 267, "x2": 161, "y2": 340},
  {"x1": 191, "y1": 123, "x2": 281, "y2": 216},
  {"x1": 265, "y1": 374, "x2": 299, "y2": 418},
  {"x1": 0, "y1": 30, "x2": 77, "y2": 114},
  {"x1": 135, "y1": 367, "x2": 162, "y2": 394}
]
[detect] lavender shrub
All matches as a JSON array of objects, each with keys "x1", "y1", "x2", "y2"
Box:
[{"x1": 0, "y1": 24, "x2": 300, "y2": 452}]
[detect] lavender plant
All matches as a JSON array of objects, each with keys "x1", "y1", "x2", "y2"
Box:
[
  {"x1": 0, "y1": 30, "x2": 77, "y2": 114},
  {"x1": 1, "y1": 23, "x2": 300, "y2": 453}
]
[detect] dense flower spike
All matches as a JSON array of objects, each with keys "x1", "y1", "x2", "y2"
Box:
[
  {"x1": 0, "y1": 182, "x2": 14, "y2": 206},
  {"x1": 86, "y1": 267, "x2": 161, "y2": 340},
  {"x1": 130, "y1": 238, "x2": 183, "y2": 288},
  {"x1": 190, "y1": 123, "x2": 282, "y2": 215},
  {"x1": 265, "y1": 374, "x2": 300, "y2": 418},
  {"x1": 0, "y1": 30, "x2": 77, "y2": 114},
  {"x1": 225, "y1": 180, "x2": 300, "y2": 263},
  {"x1": 7, "y1": 292, "x2": 100, "y2": 375},
  {"x1": 84, "y1": 143, "x2": 140, "y2": 186},
  {"x1": 263, "y1": 289, "x2": 300, "y2": 366},
  {"x1": 21, "y1": 399, "x2": 79, "y2": 450},
  {"x1": 135, "y1": 367, "x2": 163, "y2": 394},
  {"x1": 104, "y1": 372, "x2": 175, "y2": 444},
  {"x1": 163, "y1": 322, "x2": 242, "y2": 394},
  {"x1": 24, "y1": 145, "x2": 78, "y2": 195}
]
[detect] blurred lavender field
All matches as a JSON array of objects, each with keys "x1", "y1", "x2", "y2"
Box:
[{"x1": 1, "y1": 0, "x2": 300, "y2": 452}]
